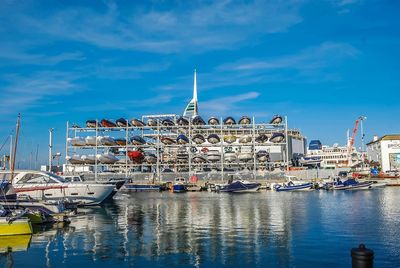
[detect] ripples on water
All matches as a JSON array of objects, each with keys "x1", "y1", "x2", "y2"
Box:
[{"x1": 1, "y1": 188, "x2": 399, "y2": 267}]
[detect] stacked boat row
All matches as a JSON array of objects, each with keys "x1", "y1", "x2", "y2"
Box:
[
  {"x1": 82, "y1": 115, "x2": 283, "y2": 129},
  {"x1": 68, "y1": 132, "x2": 285, "y2": 147}
]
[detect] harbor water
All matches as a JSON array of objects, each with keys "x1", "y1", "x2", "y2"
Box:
[{"x1": 1, "y1": 188, "x2": 399, "y2": 267}]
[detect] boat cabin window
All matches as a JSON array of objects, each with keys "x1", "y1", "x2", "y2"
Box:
[{"x1": 17, "y1": 173, "x2": 58, "y2": 184}]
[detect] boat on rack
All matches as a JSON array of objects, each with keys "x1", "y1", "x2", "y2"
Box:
[
  {"x1": 192, "y1": 155, "x2": 207, "y2": 163},
  {"x1": 86, "y1": 120, "x2": 99, "y2": 128},
  {"x1": 224, "y1": 152, "x2": 237, "y2": 163},
  {"x1": 144, "y1": 153, "x2": 157, "y2": 164},
  {"x1": 116, "y1": 118, "x2": 130, "y2": 127},
  {"x1": 299, "y1": 156, "x2": 322, "y2": 166},
  {"x1": 208, "y1": 117, "x2": 220, "y2": 125},
  {"x1": 129, "y1": 118, "x2": 144, "y2": 127},
  {"x1": 114, "y1": 138, "x2": 126, "y2": 146},
  {"x1": 270, "y1": 132, "x2": 285, "y2": 143},
  {"x1": 68, "y1": 137, "x2": 86, "y2": 146},
  {"x1": 161, "y1": 136, "x2": 176, "y2": 145},
  {"x1": 177, "y1": 134, "x2": 189, "y2": 144},
  {"x1": 96, "y1": 153, "x2": 119, "y2": 164},
  {"x1": 256, "y1": 150, "x2": 269, "y2": 162},
  {"x1": 239, "y1": 135, "x2": 252, "y2": 144},
  {"x1": 223, "y1": 116, "x2": 236, "y2": 125},
  {"x1": 81, "y1": 154, "x2": 96, "y2": 164},
  {"x1": 238, "y1": 116, "x2": 251, "y2": 125},
  {"x1": 66, "y1": 155, "x2": 85, "y2": 165},
  {"x1": 127, "y1": 150, "x2": 144, "y2": 163},
  {"x1": 207, "y1": 134, "x2": 220, "y2": 144},
  {"x1": 238, "y1": 152, "x2": 253, "y2": 162},
  {"x1": 223, "y1": 135, "x2": 237, "y2": 144},
  {"x1": 172, "y1": 177, "x2": 187, "y2": 193},
  {"x1": 256, "y1": 134, "x2": 268, "y2": 143},
  {"x1": 270, "y1": 115, "x2": 283, "y2": 125},
  {"x1": 101, "y1": 119, "x2": 117, "y2": 128},
  {"x1": 130, "y1": 136, "x2": 146, "y2": 145},
  {"x1": 192, "y1": 116, "x2": 206, "y2": 126},
  {"x1": 4, "y1": 170, "x2": 115, "y2": 205},
  {"x1": 217, "y1": 180, "x2": 261, "y2": 193},
  {"x1": 97, "y1": 136, "x2": 116, "y2": 146},
  {"x1": 192, "y1": 134, "x2": 205, "y2": 144},
  {"x1": 176, "y1": 117, "x2": 189, "y2": 126},
  {"x1": 207, "y1": 150, "x2": 221, "y2": 162},
  {"x1": 147, "y1": 119, "x2": 158, "y2": 127},
  {"x1": 162, "y1": 118, "x2": 175, "y2": 127},
  {"x1": 176, "y1": 147, "x2": 189, "y2": 163},
  {"x1": 85, "y1": 136, "x2": 97, "y2": 146}
]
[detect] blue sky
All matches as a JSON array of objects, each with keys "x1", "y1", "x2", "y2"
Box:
[{"x1": 0, "y1": 0, "x2": 399, "y2": 167}]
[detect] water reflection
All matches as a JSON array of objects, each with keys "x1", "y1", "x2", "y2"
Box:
[{"x1": 1, "y1": 189, "x2": 399, "y2": 267}]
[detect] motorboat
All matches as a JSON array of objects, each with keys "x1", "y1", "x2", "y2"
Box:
[
  {"x1": 223, "y1": 116, "x2": 236, "y2": 125},
  {"x1": 207, "y1": 134, "x2": 220, "y2": 144},
  {"x1": 208, "y1": 117, "x2": 220, "y2": 125},
  {"x1": 207, "y1": 150, "x2": 221, "y2": 162},
  {"x1": 114, "y1": 138, "x2": 127, "y2": 146},
  {"x1": 131, "y1": 118, "x2": 145, "y2": 127},
  {"x1": 116, "y1": 118, "x2": 130, "y2": 127},
  {"x1": 192, "y1": 116, "x2": 206, "y2": 126},
  {"x1": 238, "y1": 152, "x2": 253, "y2": 162},
  {"x1": 81, "y1": 154, "x2": 96, "y2": 164},
  {"x1": 161, "y1": 136, "x2": 176, "y2": 145},
  {"x1": 223, "y1": 135, "x2": 237, "y2": 144},
  {"x1": 124, "y1": 184, "x2": 160, "y2": 192},
  {"x1": 274, "y1": 181, "x2": 314, "y2": 192},
  {"x1": 224, "y1": 152, "x2": 237, "y2": 163},
  {"x1": 177, "y1": 134, "x2": 189, "y2": 145},
  {"x1": 66, "y1": 155, "x2": 85, "y2": 165},
  {"x1": 4, "y1": 170, "x2": 115, "y2": 205},
  {"x1": 86, "y1": 120, "x2": 99, "y2": 128},
  {"x1": 176, "y1": 117, "x2": 189, "y2": 126},
  {"x1": 0, "y1": 217, "x2": 32, "y2": 236},
  {"x1": 97, "y1": 136, "x2": 116, "y2": 146},
  {"x1": 85, "y1": 136, "x2": 97, "y2": 146},
  {"x1": 256, "y1": 150, "x2": 270, "y2": 162},
  {"x1": 172, "y1": 178, "x2": 187, "y2": 193},
  {"x1": 162, "y1": 118, "x2": 175, "y2": 127},
  {"x1": 127, "y1": 150, "x2": 144, "y2": 163},
  {"x1": 147, "y1": 119, "x2": 158, "y2": 127},
  {"x1": 270, "y1": 115, "x2": 283, "y2": 125},
  {"x1": 192, "y1": 134, "x2": 205, "y2": 144},
  {"x1": 96, "y1": 153, "x2": 119, "y2": 164},
  {"x1": 238, "y1": 116, "x2": 251, "y2": 125},
  {"x1": 217, "y1": 180, "x2": 260, "y2": 193},
  {"x1": 270, "y1": 133, "x2": 285, "y2": 143},
  {"x1": 255, "y1": 134, "x2": 268, "y2": 143},
  {"x1": 144, "y1": 153, "x2": 157, "y2": 164},
  {"x1": 192, "y1": 155, "x2": 207, "y2": 163},
  {"x1": 299, "y1": 156, "x2": 322, "y2": 166},
  {"x1": 101, "y1": 119, "x2": 117, "y2": 128},
  {"x1": 68, "y1": 137, "x2": 86, "y2": 146},
  {"x1": 239, "y1": 135, "x2": 252, "y2": 144},
  {"x1": 176, "y1": 147, "x2": 189, "y2": 163},
  {"x1": 329, "y1": 178, "x2": 372, "y2": 190},
  {"x1": 130, "y1": 136, "x2": 146, "y2": 145}
]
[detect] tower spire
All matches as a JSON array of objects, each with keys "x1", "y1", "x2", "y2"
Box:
[{"x1": 183, "y1": 69, "x2": 199, "y2": 117}]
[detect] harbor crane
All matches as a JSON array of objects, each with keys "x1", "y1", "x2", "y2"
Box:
[{"x1": 347, "y1": 116, "x2": 367, "y2": 166}]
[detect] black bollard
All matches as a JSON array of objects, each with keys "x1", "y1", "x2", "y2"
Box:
[{"x1": 351, "y1": 244, "x2": 374, "y2": 268}]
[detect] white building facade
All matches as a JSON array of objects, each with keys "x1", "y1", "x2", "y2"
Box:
[{"x1": 367, "y1": 135, "x2": 400, "y2": 172}]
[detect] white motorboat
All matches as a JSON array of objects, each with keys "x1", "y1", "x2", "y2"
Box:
[
  {"x1": 144, "y1": 154, "x2": 157, "y2": 164},
  {"x1": 238, "y1": 152, "x2": 253, "y2": 162},
  {"x1": 270, "y1": 133, "x2": 285, "y2": 143},
  {"x1": 66, "y1": 155, "x2": 85, "y2": 165},
  {"x1": 67, "y1": 137, "x2": 86, "y2": 146},
  {"x1": 224, "y1": 135, "x2": 237, "y2": 144},
  {"x1": 85, "y1": 136, "x2": 97, "y2": 146},
  {"x1": 207, "y1": 134, "x2": 220, "y2": 144},
  {"x1": 2, "y1": 170, "x2": 115, "y2": 205},
  {"x1": 192, "y1": 155, "x2": 207, "y2": 163},
  {"x1": 224, "y1": 152, "x2": 237, "y2": 163},
  {"x1": 81, "y1": 154, "x2": 96, "y2": 164},
  {"x1": 207, "y1": 150, "x2": 221, "y2": 162},
  {"x1": 239, "y1": 135, "x2": 252, "y2": 144},
  {"x1": 97, "y1": 136, "x2": 116, "y2": 146},
  {"x1": 96, "y1": 153, "x2": 119, "y2": 164}
]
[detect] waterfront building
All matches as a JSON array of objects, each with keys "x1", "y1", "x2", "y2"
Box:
[{"x1": 367, "y1": 134, "x2": 400, "y2": 172}]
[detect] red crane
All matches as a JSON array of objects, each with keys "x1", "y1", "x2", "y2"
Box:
[{"x1": 348, "y1": 119, "x2": 359, "y2": 154}]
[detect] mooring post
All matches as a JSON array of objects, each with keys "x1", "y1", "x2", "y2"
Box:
[{"x1": 351, "y1": 244, "x2": 374, "y2": 268}]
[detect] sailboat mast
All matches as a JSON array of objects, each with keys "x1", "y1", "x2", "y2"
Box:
[{"x1": 10, "y1": 113, "x2": 20, "y2": 180}]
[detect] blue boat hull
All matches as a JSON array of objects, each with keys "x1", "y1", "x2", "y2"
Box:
[
  {"x1": 219, "y1": 181, "x2": 260, "y2": 193},
  {"x1": 173, "y1": 184, "x2": 187, "y2": 193},
  {"x1": 125, "y1": 184, "x2": 160, "y2": 192},
  {"x1": 275, "y1": 183, "x2": 313, "y2": 192}
]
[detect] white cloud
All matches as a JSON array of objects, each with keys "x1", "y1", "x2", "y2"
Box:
[{"x1": 201, "y1": 91, "x2": 260, "y2": 114}]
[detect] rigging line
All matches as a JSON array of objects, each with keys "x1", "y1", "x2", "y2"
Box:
[{"x1": 0, "y1": 129, "x2": 14, "y2": 152}]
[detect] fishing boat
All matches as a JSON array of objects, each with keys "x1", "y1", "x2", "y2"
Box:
[
  {"x1": 177, "y1": 134, "x2": 189, "y2": 145},
  {"x1": 144, "y1": 153, "x2": 157, "y2": 164},
  {"x1": 239, "y1": 135, "x2": 252, "y2": 144},
  {"x1": 162, "y1": 118, "x2": 175, "y2": 127},
  {"x1": 208, "y1": 117, "x2": 220, "y2": 125},
  {"x1": 127, "y1": 150, "x2": 144, "y2": 163},
  {"x1": 81, "y1": 154, "x2": 96, "y2": 164},
  {"x1": 223, "y1": 135, "x2": 237, "y2": 144},
  {"x1": 86, "y1": 120, "x2": 99, "y2": 128},
  {"x1": 256, "y1": 150, "x2": 270, "y2": 162},
  {"x1": 66, "y1": 155, "x2": 85, "y2": 165},
  {"x1": 224, "y1": 152, "x2": 237, "y2": 163},
  {"x1": 192, "y1": 116, "x2": 206, "y2": 126},
  {"x1": 116, "y1": 118, "x2": 130, "y2": 127},
  {"x1": 217, "y1": 180, "x2": 260, "y2": 193},
  {"x1": 172, "y1": 177, "x2": 187, "y2": 193},
  {"x1": 114, "y1": 138, "x2": 126, "y2": 146},
  {"x1": 96, "y1": 153, "x2": 119, "y2": 164},
  {"x1": 85, "y1": 136, "x2": 97, "y2": 146},
  {"x1": 270, "y1": 132, "x2": 285, "y2": 143},
  {"x1": 238, "y1": 116, "x2": 251, "y2": 125},
  {"x1": 67, "y1": 137, "x2": 86, "y2": 146},
  {"x1": 255, "y1": 134, "x2": 268, "y2": 143},
  {"x1": 130, "y1": 136, "x2": 146, "y2": 145},
  {"x1": 270, "y1": 115, "x2": 283, "y2": 125},
  {"x1": 131, "y1": 118, "x2": 145, "y2": 127},
  {"x1": 5, "y1": 170, "x2": 115, "y2": 205},
  {"x1": 192, "y1": 134, "x2": 205, "y2": 144},
  {"x1": 207, "y1": 134, "x2": 220, "y2": 144},
  {"x1": 176, "y1": 117, "x2": 189, "y2": 126},
  {"x1": 330, "y1": 178, "x2": 372, "y2": 190},
  {"x1": 207, "y1": 150, "x2": 221, "y2": 162},
  {"x1": 223, "y1": 116, "x2": 236, "y2": 125},
  {"x1": 192, "y1": 155, "x2": 207, "y2": 163},
  {"x1": 97, "y1": 136, "x2": 116, "y2": 146},
  {"x1": 101, "y1": 119, "x2": 117, "y2": 128},
  {"x1": 161, "y1": 136, "x2": 176, "y2": 145}
]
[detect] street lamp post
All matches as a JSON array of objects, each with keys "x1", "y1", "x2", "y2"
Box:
[{"x1": 49, "y1": 128, "x2": 54, "y2": 172}]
